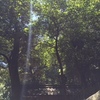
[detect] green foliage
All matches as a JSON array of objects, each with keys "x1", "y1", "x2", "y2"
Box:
[
  {"x1": 32, "y1": 0, "x2": 100, "y2": 85},
  {"x1": 35, "y1": 34, "x2": 55, "y2": 66},
  {"x1": 0, "y1": 68, "x2": 10, "y2": 100}
]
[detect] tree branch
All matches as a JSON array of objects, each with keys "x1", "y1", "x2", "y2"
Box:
[{"x1": 0, "y1": 53, "x2": 10, "y2": 65}]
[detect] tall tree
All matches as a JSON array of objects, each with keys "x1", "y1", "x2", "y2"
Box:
[{"x1": 0, "y1": 0, "x2": 30, "y2": 99}]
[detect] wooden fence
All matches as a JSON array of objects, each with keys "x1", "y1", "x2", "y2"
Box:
[
  {"x1": 24, "y1": 95, "x2": 75, "y2": 100},
  {"x1": 22, "y1": 84, "x2": 100, "y2": 100}
]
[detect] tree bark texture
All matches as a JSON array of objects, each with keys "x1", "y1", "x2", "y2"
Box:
[{"x1": 9, "y1": 34, "x2": 21, "y2": 100}]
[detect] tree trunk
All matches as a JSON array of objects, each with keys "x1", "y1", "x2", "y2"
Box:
[
  {"x1": 55, "y1": 36, "x2": 63, "y2": 81},
  {"x1": 55, "y1": 36, "x2": 66, "y2": 95},
  {"x1": 9, "y1": 34, "x2": 21, "y2": 100}
]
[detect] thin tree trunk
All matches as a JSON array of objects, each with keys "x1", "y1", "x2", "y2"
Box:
[
  {"x1": 55, "y1": 36, "x2": 66, "y2": 96},
  {"x1": 55, "y1": 36, "x2": 64, "y2": 80}
]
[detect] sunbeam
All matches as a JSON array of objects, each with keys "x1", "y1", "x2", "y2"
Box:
[{"x1": 20, "y1": 0, "x2": 33, "y2": 99}]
